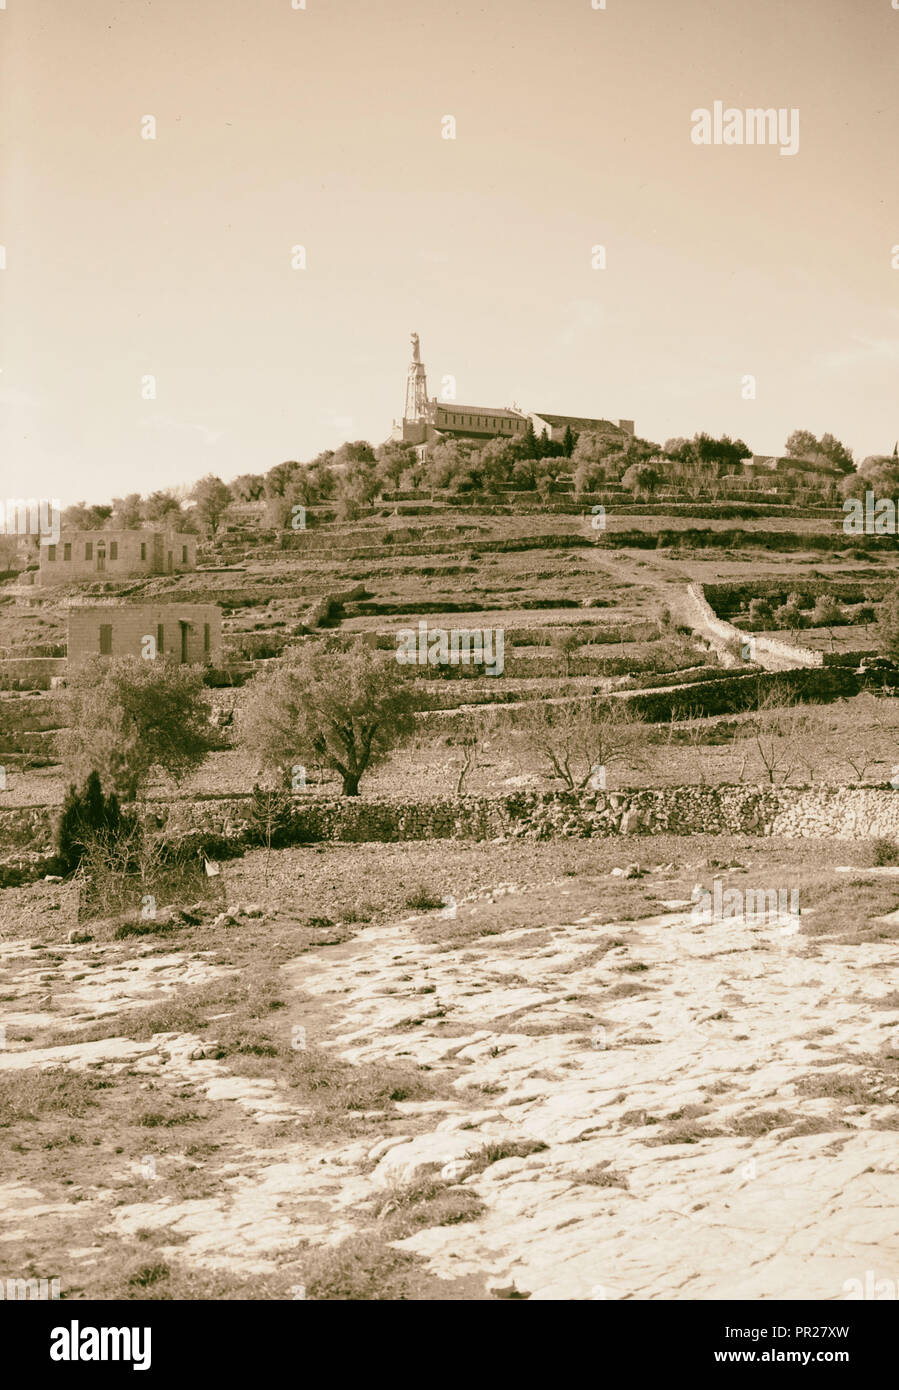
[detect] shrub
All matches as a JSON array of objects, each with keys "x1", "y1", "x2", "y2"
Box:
[
  {"x1": 773, "y1": 602, "x2": 805, "y2": 631},
  {"x1": 77, "y1": 821, "x2": 217, "y2": 922},
  {"x1": 810, "y1": 597, "x2": 844, "y2": 627},
  {"x1": 56, "y1": 771, "x2": 130, "y2": 874},
  {"x1": 868, "y1": 837, "x2": 899, "y2": 867},
  {"x1": 748, "y1": 598, "x2": 773, "y2": 626},
  {"x1": 875, "y1": 586, "x2": 899, "y2": 660},
  {"x1": 405, "y1": 887, "x2": 445, "y2": 911}
]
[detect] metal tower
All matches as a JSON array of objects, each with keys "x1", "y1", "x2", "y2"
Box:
[{"x1": 404, "y1": 331, "x2": 431, "y2": 422}]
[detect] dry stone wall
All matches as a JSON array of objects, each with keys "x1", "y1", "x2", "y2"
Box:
[
  {"x1": 6, "y1": 784, "x2": 899, "y2": 886},
  {"x1": 300, "y1": 584, "x2": 368, "y2": 630},
  {"x1": 687, "y1": 582, "x2": 823, "y2": 667}
]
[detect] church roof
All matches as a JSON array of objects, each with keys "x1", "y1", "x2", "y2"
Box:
[
  {"x1": 532, "y1": 413, "x2": 625, "y2": 433},
  {"x1": 434, "y1": 403, "x2": 527, "y2": 419}
]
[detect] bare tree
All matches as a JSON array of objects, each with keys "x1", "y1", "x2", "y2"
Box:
[
  {"x1": 451, "y1": 717, "x2": 488, "y2": 796},
  {"x1": 743, "y1": 688, "x2": 823, "y2": 785},
  {"x1": 843, "y1": 746, "x2": 877, "y2": 783},
  {"x1": 517, "y1": 698, "x2": 644, "y2": 791}
]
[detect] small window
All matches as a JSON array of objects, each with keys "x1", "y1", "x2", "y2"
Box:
[
  {"x1": 63, "y1": 543, "x2": 71, "y2": 560},
  {"x1": 99, "y1": 624, "x2": 112, "y2": 655},
  {"x1": 47, "y1": 544, "x2": 57, "y2": 561},
  {"x1": 140, "y1": 542, "x2": 147, "y2": 561},
  {"x1": 156, "y1": 623, "x2": 164, "y2": 655},
  {"x1": 85, "y1": 542, "x2": 93, "y2": 560},
  {"x1": 110, "y1": 541, "x2": 118, "y2": 560},
  {"x1": 203, "y1": 623, "x2": 210, "y2": 654},
  {"x1": 182, "y1": 546, "x2": 188, "y2": 563}
]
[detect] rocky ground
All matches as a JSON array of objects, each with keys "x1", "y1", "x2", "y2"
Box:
[{"x1": 1, "y1": 841, "x2": 897, "y2": 1300}]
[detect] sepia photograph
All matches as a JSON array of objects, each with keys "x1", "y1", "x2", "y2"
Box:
[{"x1": 0, "y1": 0, "x2": 897, "y2": 1360}]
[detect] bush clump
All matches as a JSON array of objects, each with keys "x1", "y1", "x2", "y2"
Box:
[{"x1": 56, "y1": 771, "x2": 131, "y2": 874}]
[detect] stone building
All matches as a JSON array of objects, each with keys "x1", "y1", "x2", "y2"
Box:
[
  {"x1": 429, "y1": 402, "x2": 530, "y2": 441},
  {"x1": 39, "y1": 529, "x2": 197, "y2": 587},
  {"x1": 529, "y1": 412, "x2": 635, "y2": 445},
  {"x1": 67, "y1": 603, "x2": 222, "y2": 666},
  {"x1": 392, "y1": 333, "x2": 634, "y2": 453}
]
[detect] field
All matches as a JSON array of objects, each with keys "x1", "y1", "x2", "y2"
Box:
[
  {"x1": 2, "y1": 837, "x2": 898, "y2": 1300},
  {"x1": 1, "y1": 490, "x2": 899, "y2": 1300}
]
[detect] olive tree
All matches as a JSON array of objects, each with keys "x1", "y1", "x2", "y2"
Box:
[
  {"x1": 241, "y1": 640, "x2": 418, "y2": 795},
  {"x1": 59, "y1": 656, "x2": 216, "y2": 800},
  {"x1": 192, "y1": 474, "x2": 233, "y2": 535}
]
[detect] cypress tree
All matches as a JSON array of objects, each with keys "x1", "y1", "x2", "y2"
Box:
[{"x1": 56, "y1": 771, "x2": 125, "y2": 874}]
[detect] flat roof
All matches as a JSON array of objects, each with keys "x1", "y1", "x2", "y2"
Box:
[
  {"x1": 434, "y1": 404, "x2": 526, "y2": 419},
  {"x1": 532, "y1": 413, "x2": 624, "y2": 431}
]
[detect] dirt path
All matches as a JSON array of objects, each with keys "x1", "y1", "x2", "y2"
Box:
[{"x1": 583, "y1": 538, "x2": 810, "y2": 672}]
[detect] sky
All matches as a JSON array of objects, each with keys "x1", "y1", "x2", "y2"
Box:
[{"x1": 1, "y1": 0, "x2": 897, "y2": 505}]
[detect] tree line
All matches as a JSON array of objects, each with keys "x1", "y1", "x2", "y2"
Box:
[{"x1": 59, "y1": 424, "x2": 872, "y2": 538}]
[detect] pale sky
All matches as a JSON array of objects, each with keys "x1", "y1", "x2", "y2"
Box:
[{"x1": 1, "y1": 0, "x2": 897, "y2": 505}]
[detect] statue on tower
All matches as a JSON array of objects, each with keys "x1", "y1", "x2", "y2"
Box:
[{"x1": 404, "y1": 331, "x2": 430, "y2": 425}]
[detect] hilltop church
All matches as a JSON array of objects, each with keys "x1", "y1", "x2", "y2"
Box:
[{"x1": 392, "y1": 332, "x2": 634, "y2": 455}]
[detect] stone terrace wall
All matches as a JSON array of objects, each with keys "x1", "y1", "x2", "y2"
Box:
[
  {"x1": 0, "y1": 657, "x2": 67, "y2": 690},
  {"x1": 687, "y1": 582, "x2": 823, "y2": 667},
  {"x1": 300, "y1": 584, "x2": 368, "y2": 630},
  {"x1": 6, "y1": 785, "x2": 899, "y2": 886}
]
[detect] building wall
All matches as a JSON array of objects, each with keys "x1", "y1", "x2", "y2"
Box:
[
  {"x1": 39, "y1": 530, "x2": 197, "y2": 586},
  {"x1": 431, "y1": 405, "x2": 527, "y2": 438},
  {"x1": 400, "y1": 420, "x2": 430, "y2": 445},
  {"x1": 530, "y1": 414, "x2": 635, "y2": 445},
  {"x1": 411, "y1": 405, "x2": 634, "y2": 448},
  {"x1": 67, "y1": 604, "x2": 222, "y2": 666}
]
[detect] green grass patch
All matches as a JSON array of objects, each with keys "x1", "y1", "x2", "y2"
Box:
[{"x1": 0, "y1": 1068, "x2": 111, "y2": 1126}]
